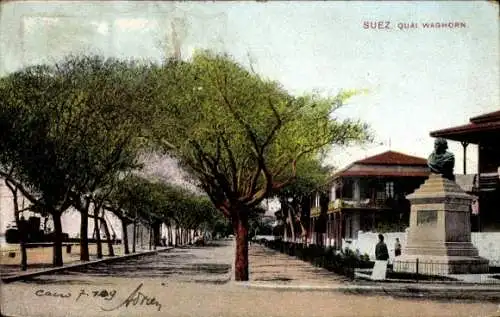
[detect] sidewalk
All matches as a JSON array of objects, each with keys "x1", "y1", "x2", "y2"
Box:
[
  {"x1": 241, "y1": 243, "x2": 500, "y2": 301},
  {"x1": 0, "y1": 243, "x2": 129, "y2": 276},
  {"x1": 248, "y1": 243, "x2": 349, "y2": 285},
  {"x1": 0, "y1": 246, "x2": 172, "y2": 283}
]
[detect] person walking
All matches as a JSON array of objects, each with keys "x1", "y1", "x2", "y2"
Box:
[
  {"x1": 394, "y1": 238, "x2": 402, "y2": 257},
  {"x1": 375, "y1": 234, "x2": 389, "y2": 261}
]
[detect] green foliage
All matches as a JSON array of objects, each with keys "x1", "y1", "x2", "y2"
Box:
[
  {"x1": 264, "y1": 240, "x2": 373, "y2": 278},
  {"x1": 0, "y1": 55, "x2": 150, "y2": 212},
  {"x1": 275, "y1": 158, "x2": 332, "y2": 199},
  {"x1": 375, "y1": 221, "x2": 407, "y2": 233},
  {"x1": 107, "y1": 174, "x2": 219, "y2": 230},
  {"x1": 145, "y1": 51, "x2": 371, "y2": 216}
]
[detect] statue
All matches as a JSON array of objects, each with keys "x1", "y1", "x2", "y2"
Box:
[{"x1": 427, "y1": 138, "x2": 455, "y2": 181}]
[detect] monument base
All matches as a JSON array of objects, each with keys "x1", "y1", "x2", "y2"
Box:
[{"x1": 393, "y1": 255, "x2": 489, "y2": 275}]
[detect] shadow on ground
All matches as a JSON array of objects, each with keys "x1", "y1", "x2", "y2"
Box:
[{"x1": 254, "y1": 276, "x2": 294, "y2": 282}]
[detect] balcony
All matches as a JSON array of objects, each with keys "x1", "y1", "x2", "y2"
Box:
[
  {"x1": 310, "y1": 207, "x2": 321, "y2": 217},
  {"x1": 478, "y1": 172, "x2": 499, "y2": 192},
  {"x1": 327, "y1": 198, "x2": 391, "y2": 212}
]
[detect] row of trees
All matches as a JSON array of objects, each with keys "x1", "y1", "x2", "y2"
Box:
[{"x1": 0, "y1": 51, "x2": 370, "y2": 280}]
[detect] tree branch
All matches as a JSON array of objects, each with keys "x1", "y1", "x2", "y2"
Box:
[
  {"x1": 0, "y1": 170, "x2": 43, "y2": 208},
  {"x1": 219, "y1": 133, "x2": 238, "y2": 193}
]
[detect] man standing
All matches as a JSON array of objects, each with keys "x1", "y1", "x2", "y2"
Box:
[
  {"x1": 375, "y1": 234, "x2": 389, "y2": 261},
  {"x1": 394, "y1": 238, "x2": 402, "y2": 257}
]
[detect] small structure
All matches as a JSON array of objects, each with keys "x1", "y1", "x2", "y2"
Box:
[{"x1": 394, "y1": 139, "x2": 489, "y2": 274}]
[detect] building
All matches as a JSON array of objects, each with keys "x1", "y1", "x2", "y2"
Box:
[
  {"x1": 430, "y1": 110, "x2": 500, "y2": 232},
  {"x1": 310, "y1": 151, "x2": 430, "y2": 249}
]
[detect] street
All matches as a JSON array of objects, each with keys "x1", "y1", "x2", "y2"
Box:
[{"x1": 1, "y1": 240, "x2": 499, "y2": 317}]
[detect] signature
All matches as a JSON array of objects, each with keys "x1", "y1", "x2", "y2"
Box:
[
  {"x1": 34, "y1": 284, "x2": 162, "y2": 312},
  {"x1": 35, "y1": 289, "x2": 71, "y2": 298},
  {"x1": 100, "y1": 283, "x2": 162, "y2": 312}
]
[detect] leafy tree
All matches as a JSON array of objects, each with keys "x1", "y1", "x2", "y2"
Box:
[
  {"x1": 0, "y1": 65, "x2": 78, "y2": 266},
  {"x1": 0, "y1": 56, "x2": 148, "y2": 265},
  {"x1": 52, "y1": 55, "x2": 148, "y2": 260},
  {"x1": 145, "y1": 51, "x2": 371, "y2": 280},
  {"x1": 274, "y1": 158, "x2": 332, "y2": 242},
  {"x1": 248, "y1": 205, "x2": 272, "y2": 239},
  {"x1": 104, "y1": 175, "x2": 140, "y2": 254},
  {"x1": 106, "y1": 174, "x2": 217, "y2": 248}
]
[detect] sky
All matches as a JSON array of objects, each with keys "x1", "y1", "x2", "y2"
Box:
[{"x1": 0, "y1": 1, "x2": 498, "y2": 236}]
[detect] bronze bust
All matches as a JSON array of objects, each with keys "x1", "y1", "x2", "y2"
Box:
[{"x1": 428, "y1": 138, "x2": 455, "y2": 181}]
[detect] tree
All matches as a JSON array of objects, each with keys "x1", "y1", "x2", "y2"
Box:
[
  {"x1": 248, "y1": 205, "x2": 270, "y2": 239},
  {"x1": 3, "y1": 178, "x2": 30, "y2": 270},
  {"x1": 104, "y1": 176, "x2": 138, "y2": 254},
  {"x1": 0, "y1": 65, "x2": 77, "y2": 266},
  {"x1": 53, "y1": 55, "x2": 148, "y2": 261},
  {"x1": 145, "y1": 51, "x2": 371, "y2": 280},
  {"x1": 274, "y1": 158, "x2": 332, "y2": 242},
  {"x1": 0, "y1": 56, "x2": 147, "y2": 265}
]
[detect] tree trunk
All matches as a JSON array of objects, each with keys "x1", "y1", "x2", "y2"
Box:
[
  {"x1": 20, "y1": 238, "x2": 28, "y2": 270},
  {"x1": 287, "y1": 205, "x2": 296, "y2": 242},
  {"x1": 148, "y1": 225, "x2": 152, "y2": 250},
  {"x1": 174, "y1": 227, "x2": 178, "y2": 246},
  {"x1": 101, "y1": 212, "x2": 114, "y2": 256},
  {"x1": 121, "y1": 218, "x2": 130, "y2": 255},
  {"x1": 153, "y1": 222, "x2": 161, "y2": 247},
  {"x1": 9, "y1": 185, "x2": 28, "y2": 271},
  {"x1": 132, "y1": 219, "x2": 137, "y2": 253},
  {"x1": 80, "y1": 205, "x2": 90, "y2": 261},
  {"x1": 168, "y1": 225, "x2": 173, "y2": 246},
  {"x1": 93, "y1": 208, "x2": 102, "y2": 259},
  {"x1": 232, "y1": 212, "x2": 249, "y2": 281},
  {"x1": 52, "y1": 213, "x2": 63, "y2": 267},
  {"x1": 140, "y1": 225, "x2": 143, "y2": 249},
  {"x1": 15, "y1": 213, "x2": 28, "y2": 271}
]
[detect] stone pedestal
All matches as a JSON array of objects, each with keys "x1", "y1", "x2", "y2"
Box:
[{"x1": 394, "y1": 174, "x2": 489, "y2": 275}]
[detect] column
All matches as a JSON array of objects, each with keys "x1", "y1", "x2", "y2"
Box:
[
  {"x1": 353, "y1": 178, "x2": 360, "y2": 201},
  {"x1": 461, "y1": 141, "x2": 469, "y2": 175},
  {"x1": 352, "y1": 211, "x2": 360, "y2": 240},
  {"x1": 477, "y1": 141, "x2": 481, "y2": 232}
]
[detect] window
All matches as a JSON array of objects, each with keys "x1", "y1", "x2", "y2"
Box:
[
  {"x1": 385, "y1": 181, "x2": 394, "y2": 198},
  {"x1": 342, "y1": 179, "x2": 353, "y2": 199}
]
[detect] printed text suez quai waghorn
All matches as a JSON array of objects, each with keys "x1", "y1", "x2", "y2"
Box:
[{"x1": 363, "y1": 21, "x2": 467, "y2": 30}]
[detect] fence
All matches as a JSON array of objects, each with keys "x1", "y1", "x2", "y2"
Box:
[
  {"x1": 387, "y1": 259, "x2": 500, "y2": 284},
  {"x1": 257, "y1": 239, "x2": 371, "y2": 279},
  {"x1": 257, "y1": 238, "x2": 500, "y2": 284}
]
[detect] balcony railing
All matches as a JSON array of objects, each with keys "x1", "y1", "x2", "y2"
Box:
[
  {"x1": 310, "y1": 207, "x2": 321, "y2": 217},
  {"x1": 327, "y1": 198, "x2": 390, "y2": 211},
  {"x1": 478, "y1": 172, "x2": 499, "y2": 192}
]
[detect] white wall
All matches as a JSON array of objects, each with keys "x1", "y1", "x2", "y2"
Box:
[
  {"x1": 471, "y1": 232, "x2": 500, "y2": 264},
  {"x1": 343, "y1": 231, "x2": 407, "y2": 261},
  {"x1": 343, "y1": 230, "x2": 500, "y2": 263}
]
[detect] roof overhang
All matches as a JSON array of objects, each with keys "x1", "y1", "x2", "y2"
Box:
[
  {"x1": 430, "y1": 111, "x2": 500, "y2": 144},
  {"x1": 332, "y1": 164, "x2": 430, "y2": 178}
]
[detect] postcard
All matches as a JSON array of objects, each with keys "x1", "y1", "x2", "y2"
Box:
[{"x1": 0, "y1": 1, "x2": 499, "y2": 317}]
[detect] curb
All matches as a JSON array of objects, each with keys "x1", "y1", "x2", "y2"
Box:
[
  {"x1": 1, "y1": 247, "x2": 173, "y2": 284},
  {"x1": 235, "y1": 282, "x2": 500, "y2": 302}
]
